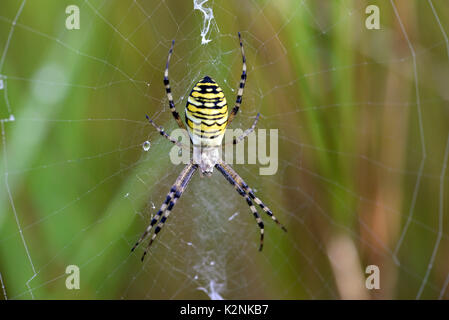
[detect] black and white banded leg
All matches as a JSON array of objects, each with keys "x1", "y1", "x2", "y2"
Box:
[
  {"x1": 216, "y1": 163, "x2": 265, "y2": 251},
  {"x1": 145, "y1": 115, "x2": 187, "y2": 149},
  {"x1": 218, "y1": 161, "x2": 287, "y2": 232},
  {"x1": 232, "y1": 113, "x2": 259, "y2": 145},
  {"x1": 164, "y1": 40, "x2": 186, "y2": 130},
  {"x1": 227, "y1": 32, "x2": 247, "y2": 126},
  {"x1": 131, "y1": 162, "x2": 198, "y2": 261}
]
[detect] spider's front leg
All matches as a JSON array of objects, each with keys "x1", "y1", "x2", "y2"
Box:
[
  {"x1": 227, "y1": 32, "x2": 247, "y2": 126},
  {"x1": 164, "y1": 40, "x2": 186, "y2": 130}
]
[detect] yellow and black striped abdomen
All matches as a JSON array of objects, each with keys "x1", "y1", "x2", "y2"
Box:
[{"x1": 185, "y1": 76, "x2": 228, "y2": 147}]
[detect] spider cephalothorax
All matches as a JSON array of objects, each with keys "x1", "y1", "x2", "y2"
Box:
[{"x1": 132, "y1": 33, "x2": 287, "y2": 261}]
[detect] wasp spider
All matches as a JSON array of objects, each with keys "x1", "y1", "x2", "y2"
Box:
[{"x1": 132, "y1": 33, "x2": 287, "y2": 261}]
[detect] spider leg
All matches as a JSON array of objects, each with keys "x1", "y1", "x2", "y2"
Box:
[
  {"x1": 131, "y1": 163, "x2": 198, "y2": 261},
  {"x1": 145, "y1": 115, "x2": 189, "y2": 150},
  {"x1": 227, "y1": 32, "x2": 247, "y2": 126},
  {"x1": 216, "y1": 163, "x2": 265, "y2": 251},
  {"x1": 231, "y1": 113, "x2": 259, "y2": 145},
  {"x1": 141, "y1": 163, "x2": 197, "y2": 261},
  {"x1": 164, "y1": 40, "x2": 186, "y2": 130},
  {"x1": 218, "y1": 161, "x2": 287, "y2": 232}
]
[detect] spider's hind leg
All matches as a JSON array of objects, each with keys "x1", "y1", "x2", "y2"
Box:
[
  {"x1": 215, "y1": 163, "x2": 265, "y2": 251},
  {"x1": 132, "y1": 163, "x2": 198, "y2": 261},
  {"x1": 131, "y1": 186, "x2": 176, "y2": 253},
  {"x1": 217, "y1": 162, "x2": 287, "y2": 232}
]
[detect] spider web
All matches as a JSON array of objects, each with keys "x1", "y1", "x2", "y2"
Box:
[{"x1": 1, "y1": 0, "x2": 449, "y2": 300}]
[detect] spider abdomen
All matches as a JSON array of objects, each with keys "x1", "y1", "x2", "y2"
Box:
[{"x1": 185, "y1": 76, "x2": 228, "y2": 147}]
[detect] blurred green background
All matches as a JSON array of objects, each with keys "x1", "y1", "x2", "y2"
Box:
[{"x1": 1, "y1": 0, "x2": 449, "y2": 299}]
